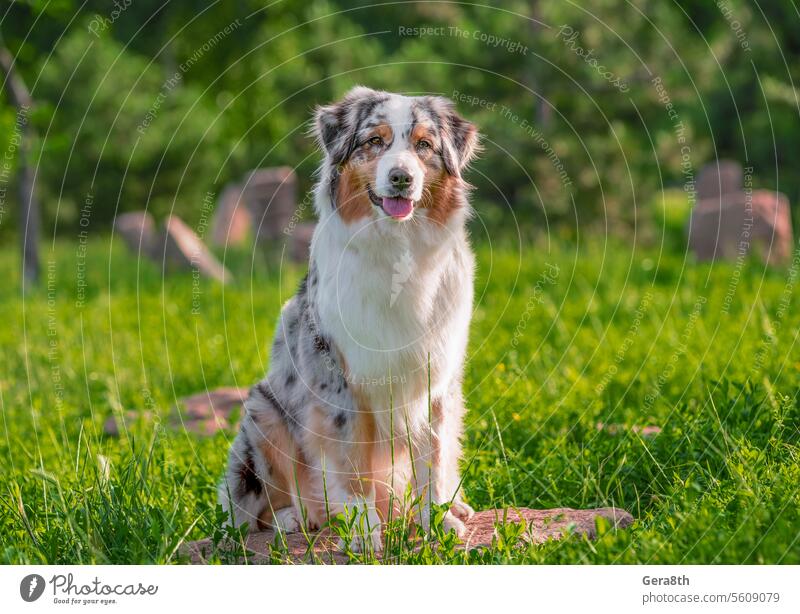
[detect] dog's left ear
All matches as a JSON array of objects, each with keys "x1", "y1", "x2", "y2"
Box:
[{"x1": 433, "y1": 97, "x2": 480, "y2": 177}]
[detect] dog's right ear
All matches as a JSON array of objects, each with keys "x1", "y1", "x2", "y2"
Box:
[
  {"x1": 314, "y1": 102, "x2": 350, "y2": 164},
  {"x1": 314, "y1": 86, "x2": 379, "y2": 165}
]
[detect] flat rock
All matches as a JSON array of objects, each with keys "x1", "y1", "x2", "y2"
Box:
[
  {"x1": 183, "y1": 507, "x2": 633, "y2": 564},
  {"x1": 173, "y1": 386, "x2": 249, "y2": 435},
  {"x1": 104, "y1": 387, "x2": 249, "y2": 437}
]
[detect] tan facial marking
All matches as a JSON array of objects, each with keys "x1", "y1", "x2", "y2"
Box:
[
  {"x1": 410, "y1": 124, "x2": 436, "y2": 163},
  {"x1": 369, "y1": 124, "x2": 393, "y2": 144},
  {"x1": 336, "y1": 124, "x2": 394, "y2": 224},
  {"x1": 420, "y1": 170, "x2": 461, "y2": 226},
  {"x1": 411, "y1": 123, "x2": 435, "y2": 147},
  {"x1": 336, "y1": 163, "x2": 374, "y2": 223},
  {"x1": 414, "y1": 121, "x2": 460, "y2": 224}
]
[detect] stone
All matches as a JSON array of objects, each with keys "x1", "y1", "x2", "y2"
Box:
[
  {"x1": 696, "y1": 160, "x2": 743, "y2": 201},
  {"x1": 114, "y1": 211, "x2": 158, "y2": 257},
  {"x1": 105, "y1": 387, "x2": 249, "y2": 437},
  {"x1": 114, "y1": 213, "x2": 233, "y2": 281},
  {"x1": 689, "y1": 189, "x2": 793, "y2": 265},
  {"x1": 183, "y1": 506, "x2": 634, "y2": 564},
  {"x1": 462, "y1": 507, "x2": 632, "y2": 547},
  {"x1": 289, "y1": 222, "x2": 315, "y2": 262},
  {"x1": 158, "y1": 215, "x2": 232, "y2": 283},
  {"x1": 211, "y1": 184, "x2": 251, "y2": 247},
  {"x1": 173, "y1": 387, "x2": 249, "y2": 435},
  {"x1": 242, "y1": 167, "x2": 297, "y2": 242}
]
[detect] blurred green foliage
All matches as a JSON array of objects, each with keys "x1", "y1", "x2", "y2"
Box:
[{"x1": 1, "y1": 0, "x2": 798, "y2": 236}]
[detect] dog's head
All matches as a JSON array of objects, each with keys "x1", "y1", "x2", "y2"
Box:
[{"x1": 314, "y1": 86, "x2": 479, "y2": 227}]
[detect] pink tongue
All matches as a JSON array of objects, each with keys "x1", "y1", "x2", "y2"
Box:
[{"x1": 381, "y1": 196, "x2": 414, "y2": 219}]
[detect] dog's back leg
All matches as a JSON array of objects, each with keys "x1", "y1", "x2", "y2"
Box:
[{"x1": 219, "y1": 385, "x2": 299, "y2": 531}]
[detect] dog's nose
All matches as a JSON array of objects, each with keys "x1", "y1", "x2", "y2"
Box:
[{"x1": 389, "y1": 167, "x2": 412, "y2": 189}]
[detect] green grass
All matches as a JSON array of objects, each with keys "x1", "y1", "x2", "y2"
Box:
[{"x1": 0, "y1": 231, "x2": 798, "y2": 564}]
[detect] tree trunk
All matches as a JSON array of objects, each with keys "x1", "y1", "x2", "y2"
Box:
[{"x1": 0, "y1": 43, "x2": 40, "y2": 284}]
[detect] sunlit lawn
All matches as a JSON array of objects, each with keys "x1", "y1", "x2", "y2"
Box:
[{"x1": 1, "y1": 230, "x2": 798, "y2": 563}]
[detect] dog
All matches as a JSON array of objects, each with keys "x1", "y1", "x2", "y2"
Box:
[{"x1": 219, "y1": 86, "x2": 480, "y2": 551}]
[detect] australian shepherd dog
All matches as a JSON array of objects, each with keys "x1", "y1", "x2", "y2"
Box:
[{"x1": 220, "y1": 86, "x2": 480, "y2": 551}]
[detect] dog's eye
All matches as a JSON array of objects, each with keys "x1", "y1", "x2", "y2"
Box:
[
  {"x1": 366, "y1": 136, "x2": 383, "y2": 146},
  {"x1": 417, "y1": 139, "x2": 432, "y2": 150}
]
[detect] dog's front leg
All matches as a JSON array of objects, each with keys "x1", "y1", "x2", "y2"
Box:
[
  {"x1": 341, "y1": 473, "x2": 382, "y2": 553},
  {"x1": 308, "y1": 450, "x2": 383, "y2": 552},
  {"x1": 307, "y1": 407, "x2": 383, "y2": 553},
  {"x1": 435, "y1": 388, "x2": 475, "y2": 524},
  {"x1": 410, "y1": 402, "x2": 468, "y2": 538}
]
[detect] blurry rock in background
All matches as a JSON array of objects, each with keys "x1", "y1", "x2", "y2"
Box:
[
  {"x1": 213, "y1": 167, "x2": 314, "y2": 262},
  {"x1": 114, "y1": 211, "x2": 158, "y2": 258},
  {"x1": 242, "y1": 167, "x2": 297, "y2": 243},
  {"x1": 240, "y1": 166, "x2": 315, "y2": 262},
  {"x1": 114, "y1": 211, "x2": 232, "y2": 283},
  {"x1": 161, "y1": 215, "x2": 232, "y2": 282},
  {"x1": 688, "y1": 160, "x2": 794, "y2": 265},
  {"x1": 173, "y1": 387, "x2": 249, "y2": 435},
  {"x1": 113, "y1": 166, "x2": 314, "y2": 281},
  {"x1": 211, "y1": 183, "x2": 250, "y2": 247},
  {"x1": 288, "y1": 222, "x2": 316, "y2": 262},
  {"x1": 696, "y1": 159, "x2": 742, "y2": 201}
]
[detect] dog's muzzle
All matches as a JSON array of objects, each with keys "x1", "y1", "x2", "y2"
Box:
[{"x1": 368, "y1": 185, "x2": 414, "y2": 220}]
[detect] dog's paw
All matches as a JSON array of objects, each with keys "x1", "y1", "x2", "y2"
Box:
[
  {"x1": 450, "y1": 500, "x2": 475, "y2": 522},
  {"x1": 418, "y1": 506, "x2": 431, "y2": 533},
  {"x1": 337, "y1": 528, "x2": 383, "y2": 553},
  {"x1": 271, "y1": 507, "x2": 302, "y2": 533},
  {"x1": 443, "y1": 510, "x2": 467, "y2": 538}
]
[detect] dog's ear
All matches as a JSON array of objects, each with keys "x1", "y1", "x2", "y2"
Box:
[
  {"x1": 433, "y1": 98, "x2": 480, "y2": 177},
  {"x1": 314, "y1": 86, "x2": 379, "y2": 165},
  {"x1": 314, "y1": 102, "x2": 351, "y2": 165}
]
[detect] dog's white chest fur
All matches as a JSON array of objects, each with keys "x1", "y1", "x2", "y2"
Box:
[{"x1": 312, "y1": 216, "x2": 473, "y2": 434}]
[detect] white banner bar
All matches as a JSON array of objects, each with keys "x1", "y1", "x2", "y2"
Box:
[{"x1": 1, "y1": 565, "x2": 798, "y2": 613}]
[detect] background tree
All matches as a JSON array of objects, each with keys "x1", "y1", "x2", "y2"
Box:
[
  {"x1": 0, "y1": 0, "x2": 796, "y2": 245},
  {"x1": 1, "y1": 34, "x2": 40, "y2": 282}
]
